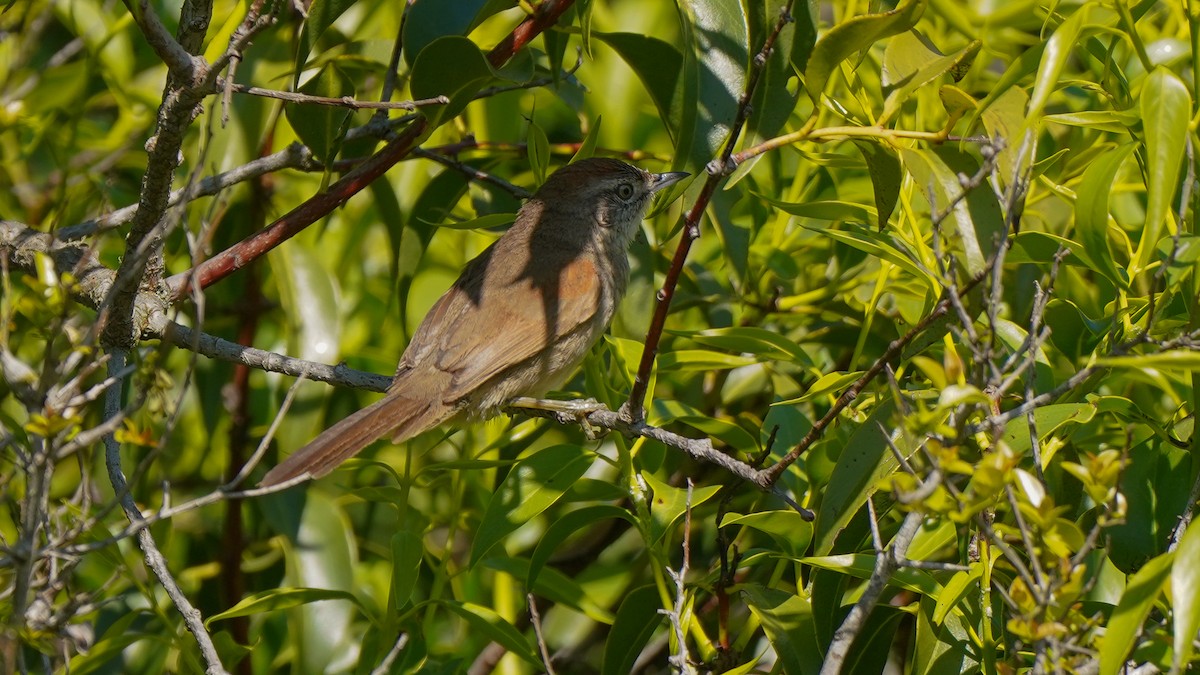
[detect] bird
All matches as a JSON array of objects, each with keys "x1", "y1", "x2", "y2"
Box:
[{"x1": 260, "y1": 158, "x2": 688, "y2": 487}]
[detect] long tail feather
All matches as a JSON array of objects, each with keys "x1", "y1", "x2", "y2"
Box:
[{"x1": 260, "y1": 392, "x2": 453, "y2": 487}]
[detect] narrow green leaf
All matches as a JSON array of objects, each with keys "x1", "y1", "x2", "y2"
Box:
[
  {"x1": 471, "y1": 445, "x2": 595, "y2": 564},
  {"x1": 657, "y1": 349, "x2": 758, "y2": 371},
  {"x1": 425, "y1": 212, "x2": 517, "y2": 230},
  {"x1": 790, "y1": 0, "x2": 819, "y2": 74},
  {"x1": 527, "y1": 505, "x2": 635, "y2": 588},
  {"x1": 595, "y1": 33, "x2": 684, "y2": 142},
  {"x1": 650, "y1": 399, "x2": 760, "y2": 454},
  {"x1": 285, "y1": 63, "x2": 354, "y2": 163},
  {"x1": 602, "y1": 585, "x2": 662, "y2": 675},
  {"x1": 879, "y1": 32, "x2": 980, "y2": 126},
  {"x1": 743, "y1": 585, "x2": 822, "y2": 675},
  {"x1": 669, "y1": 326, "x2": 812, "y2": 364},
  {"x1": 527, "y1": 120, "x2": 550, "y2": 186},
  {"x1": 1173, "y1": 518, "x2": 1200, "y2": 669},
  {"x1": 774, "y1": 371, "x2": 864, "y2": 405},
  {"x1": 442, "y1": 602, "x2": 540, "y2": 665},
  {"x1": 295, "y1": 0, "x2": 360, "y2": 81},
  {"x1": 206, "y1": 588, "x2": 362, "y2": 626},
  {"x1": 813, "y1": 401, "x2": 902, "y2": 555},
  {"x1": 854, "y1": 141, "x2": 903, "y2": 230},
  {"x1": 1098, "y1": 551, "x2": 1174, "y2": 675},
  {"x1": 1134, "y1": 66, "x2": 1190, "y2": 274},
  {"x1": 804, "y1": 0, "x2": 927, "y2": 103},
  {"x1": 1100, "y1": 350, "x2": 1200, "y2": 371},
  {"x1": 804, "y1": 554, "x2": 942, "y2": 596},
  {"x1": 932, "y1": 566, "x2": 982, "y2": 625},
  {"x1": 675, "y1": 0, "x2": 749, "y2": 167},
  {"x1": 758, "y1": 194, "x2": 878, "y2": 223},
  {"x1": 1075, "y1": 143, "x2": 1136, "y2": 288},
  {"x1": 390, "y1": 530, "x2": 423, "y2": 608},
  {"x1": 485, "y1": 557, "x2": 615, "y2": 624},
  {"x1": 722, "y1": 510, "x2": 814, "y2": 558},
  {"x1": 1026, "y1": 4, "x2": 1118, "y2": 121},
  {"x1": 570, "y1": 115, "x2": 603, "y2": 164}
]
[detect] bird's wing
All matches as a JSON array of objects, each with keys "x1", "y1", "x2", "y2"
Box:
[{"x1": 398, "y1": 247, "x2": 602, "y2": 402}]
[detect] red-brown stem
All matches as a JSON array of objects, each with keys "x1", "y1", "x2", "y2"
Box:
[
  {"x1": 486, "y1": 0, "x2": 576, "y2": 69},
  {"x1": 167, "y1": 116, "x2": 427, "y2": 298},
  {"x1": 625, "y1": 5, "x2": 794, "y2": 421}
]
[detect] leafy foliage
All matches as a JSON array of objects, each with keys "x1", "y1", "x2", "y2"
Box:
[{"x1": 3, "y1": 0, "x2": 1200, "y2": 673}]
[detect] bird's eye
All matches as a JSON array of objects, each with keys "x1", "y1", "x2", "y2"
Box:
[{"x1": 616, "y1": 183, "x2": 635, "y2": 201}]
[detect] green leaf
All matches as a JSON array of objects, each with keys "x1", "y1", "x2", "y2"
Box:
[
  {"x1": 1101, "y1": 350, "x2": 1200, "y2": 371},
  {"x1": 669, "y1": 326, "x2": 811, "y2": 363},
  {"x1": 442, "y1": 602, "x2": 540, "y2": 665},
  {"x1": 933, "y1": 566, "x2": 982, "y2": 625},
  {"x1": 743, "y1": 584, "x2": 822, "y2": 675},
  {"x1": 879, "y1": 32, "x2": 980, "y2": 126},
  {"x1": 650, "y1": 399, "x2": 760, "y2": 454},
  {"x1": 804, "y1": 0, "x2": 927, "y2": 103},
  {"x1": 527, "y1": 119, "x2": 550, "y2": 186},
  {"x1": 641, "y1": 470, "x2": 722, "y2": 545},
  {"x1": 1026, "y1": 4, "x2": 1118, "y2": 121},
  {"x1": 1000, "y1": 403, "x2": 1096, "y2": 459},
  {"x1": 1099, "y1": 550, "x2": 1174, "y2": 675},
  {"x1": 901, "y1": 146, "x2": 1003, "y2": 277},
  {"x1": 527, "y1": 505, "x2": 635, "y2": 589},
  {"x1": 1074, "y1": 143, "x2": 1135, "y2": 288},
  {"x1": 206, "y1": 587, "x2": 362, "y2": 626},
  {"x1": 485, "y1": 557, "x2": 615, "y2": 624},
  {"x1": 675, "y1": 0, "x2": 749, "y2": 168},
  {"x1": 657, "y1": 349, "x2": 758, "y2": 371},
  {"x1": 390, "y1": 530, "x2": 423, "y2": 608},
  {"x1": 1134, "y1": 66, "x2": 1190, "y2": 274},
  {"x1": 758, "y1": 194, "x2": 878, "y2": 223},
  {"x1": 804, "y1": 554, "x2": 942, "y2": 596},
  {"x1": 595, "y1": 33, "x2": 684, "y2": 142},
  {"x1": 570, "y1": 115, "x2": 603, "y2": 164},
  {"x1": 813, "y1": 400, "x2": 903, "y2": 555},
  {"x1": 401, "y1": 0, "x2": 493, "y2": 67},
  {"x1": 295, "y1": 0, "x2": 360, "y2": 80},
  {"x1": 723, "y1": 510, "x2": 814, "y2": 558},
  {"x1": 803, "y1": 221, "x2": 934, "y2": 288},
  {"x1": 855, "y1": 140, "x2": 903, "y2": 230},
  {"x1": 774, "y1": 371, "x2": 864, "y2": 405},
  {"x1": 409, "y1": 36, "x2": 495, "y2": 129},
  {"x1": 602, "y1": 585, "x2": 662, "y2": 675},
  {"x1": 427, "y1": 212, "x2": 517, "y2": 230},
  {"x1": 471, "y1": 445, "x2": 595, "y2": 564},
  {"x1": 1173, "y1": 518, "x2": 1200, "y2": 669},
  {"x1": 790, "y1": 0, "x2": 819, "y2": 74},
  {"x1": 285, "y1": 63, "x2": 355, "y2": 163}
]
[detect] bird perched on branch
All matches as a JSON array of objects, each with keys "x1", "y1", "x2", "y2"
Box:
[{"x1": 261, "y1": 158, "x2": 688, "y2": 487}]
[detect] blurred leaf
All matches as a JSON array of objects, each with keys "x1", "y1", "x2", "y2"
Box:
[
  {"x1": 471, "y1": 445, "x2": 595, "y2": 564},
  {"x1": 1173, "y1": 518, "x2": 1200, "y2": 669},
  {"x1": 758, "y1": 194, "x2": 878, "y2": 223},
  {"x1": 1100, "y1": 350, "x2": 1200, "y2": 371},
  {"x1": 206, "y1": 587, "x2": 363, "y2": 626},
  {"x1": 410, "y1": 36, "x2": 494, "y2": 129},
  {"x1": 1000, "y1": 402, "x2": 1096, "y2": 459},
  {"x1": 790, "y1": 0, "x2": 819, "y2": 73},
  {"x1": 657, "y1": 349, "x2": 758, "y2": 371},
  {"x1": 527, "y1": 119, "x2": 550, "y2": 185},
  {"x1": 743, "y1": 584, "x2": 822, "y2": 675},
  {"x1": 602, "y1": 585, "x2": 661, "y2": 675},
  {"x1": 1134, "y1": 66, "x2": 1190, "y2": 273},
  {"x1": 595, "y1": 33, "x2": 684, "y2": 142},
  {"x1": 296, "y1": 0, "x2": 361, "y2": 79},
  {"x1": 527, "y1": 504, "x2": 635, "y2": 588},
  {"x1": 570, "y1": 115, "x2": 603, "y2": 164},
  {"x1": 401, "y1": 0, "x2": 494, "y2": 67},
  {"x1": 390, "y1": 530, "x2": 423, "y2": 608},
  {"x1": 485, "y1": 557, "x2": 614, "y2": 624},
  {"x1": 670, "y1": 326, "x2": 811, "y2": 363},
  {"x1": 285, "y1": 63, "x2": 355, "y2": 163},
  {"x1": 775, "y1": 371, "x2": 864, "y2": 405},
  {"x1": 805, "y1": 0, "x2": 927, "y2": 103},
  {"x1": 441, "y1": 602, "x2": 540, "y2": 664},
  {"x1": 675, "y1": 0, "x2": 749, "y2": 167}
]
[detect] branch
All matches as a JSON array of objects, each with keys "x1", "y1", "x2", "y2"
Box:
[
  {"x1": 486, "y1": 0, "x2": 577, "y2": 69},
  {"x1": 166, "y1": 116, "x2": 428, "y2": 298},
  {"x1": 625, "y1": 4, "x2": 795, "y2": 422},
  {"x1": 220, "y1": 81, "x2": 449, "y2": 111}
]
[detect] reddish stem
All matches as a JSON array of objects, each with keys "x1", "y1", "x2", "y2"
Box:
[{"x1": 486, "y1": 0, "x2": 576, "y2": 69}]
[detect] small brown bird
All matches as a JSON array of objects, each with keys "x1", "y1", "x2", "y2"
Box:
[{"x1": 260, "y1": 158, "x2": 687, "y2": 486}]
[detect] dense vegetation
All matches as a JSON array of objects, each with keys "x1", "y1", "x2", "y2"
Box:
[{"x1": 2, "y1": 0, "x2": 1198, "y2": 673}]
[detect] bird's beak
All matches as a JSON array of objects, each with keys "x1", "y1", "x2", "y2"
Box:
[{"x1": 649, "y1": 171, "x2": 690, "y2": 193}]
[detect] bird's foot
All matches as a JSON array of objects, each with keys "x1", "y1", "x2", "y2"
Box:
[{"x1": 509, "y1": 397, "x2": 608, "y2": 439}]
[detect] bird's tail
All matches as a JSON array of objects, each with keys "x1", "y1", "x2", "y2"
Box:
[{"x1": 259, "y1": 391, "x2": 454, "y2": 487}]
